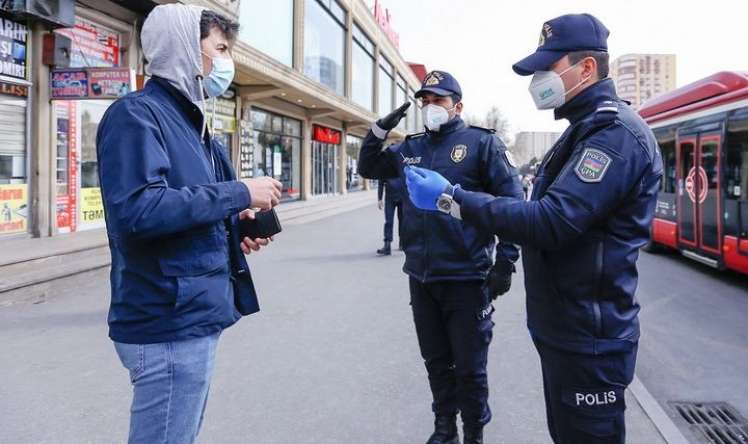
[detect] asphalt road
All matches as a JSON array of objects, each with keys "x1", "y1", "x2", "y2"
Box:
[{"x1": 3, "y1": 203, "x2": 742, "y2": 443}]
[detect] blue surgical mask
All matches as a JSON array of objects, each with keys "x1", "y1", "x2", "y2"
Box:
[{"x1": 202, "y1": 53, "x2": 235, "y2": 98}]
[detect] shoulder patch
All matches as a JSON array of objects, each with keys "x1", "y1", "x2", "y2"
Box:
[
  {"x1": 468, "y1": 125, "x2": 496, "y2": 134},
  {"x1": 575, "y1": 148, "x2": 612, "y2": 183},
  {"x1": 406, "y1": 132, "x2": 426, "y2": 140}
]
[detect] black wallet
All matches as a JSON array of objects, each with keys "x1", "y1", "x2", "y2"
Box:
[{"x1": 239, "y1": 209, "x2": 282, "y2": 239}]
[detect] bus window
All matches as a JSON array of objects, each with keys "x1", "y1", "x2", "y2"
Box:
[
  {"x1": 654, "y1": 127, "x2": 677, "y2": 194},
  {"x1": 726, "y1": 120, "x2": 748, "y2": 200},
  {"x1": 659, "y1": 140, "x2": 676, "y2": 193}
]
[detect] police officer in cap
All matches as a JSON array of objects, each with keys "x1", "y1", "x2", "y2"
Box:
[
  {"x1": 376, "y1": 177, "x2": 404, "y2": 255},
  {"x1": 404, "y1": 15, "x2": 662, "y2": 444},
  {"x1": 358, "y1": 71, "x2": 523, "y2": 444}
]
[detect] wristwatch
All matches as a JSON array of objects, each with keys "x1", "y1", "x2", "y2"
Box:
[{"x1": 437, "y1": 185, "x2": 462, "y2": 219}]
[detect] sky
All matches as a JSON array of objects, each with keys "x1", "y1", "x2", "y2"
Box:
[{"x1": 366, "y1": 0, "x2": 746, "y2": 137}]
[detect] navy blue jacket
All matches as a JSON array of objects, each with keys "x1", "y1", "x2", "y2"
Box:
[
  {"x1": 358, "y1": 117, "x2": 523, "y2": 282},
  {"x1": 454, "y1": 80, "x2": 663, "y2": 354},
  {"x1": 377, "y1": 177, "x2": 404, "y2": 202},
  {"x1": 97, "y1": 77, "x2": 259, "y2": 344}
]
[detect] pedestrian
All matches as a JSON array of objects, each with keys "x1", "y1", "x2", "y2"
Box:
[
  {"x1": 358, "y1": 71, "x2": 523, "y2": 444},
  {"x1": 376, "y1": 177, "x2": 404, "y2": 255},
  {"x1": 405, "y1": 14, "x2": 662, "y2": 444},
  {"x1": 96, "y1": 4, "x2": 282, "y2": 443}
]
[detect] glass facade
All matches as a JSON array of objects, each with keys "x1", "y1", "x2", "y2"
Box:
[
  {"x1": 351, "y1": 24, "x2": 374, "y2": 111},
  {"x1": 239, "y1": 0, "x2": 294, "y2": 66},
  {"x1": 346, "y1": 135, "x2": 364, "y2": 191},
  {"x1": 251, "y1": 108, "x2": 302, "y2": 200},
  {"x1": 395, "y1": 75, "x2": 407, "y2": 131},
  {"x1": 378, "y1": 56, "x2": 394, "y2": 115},
  {"x1": 304, "y1": 0, "x2": 346, "y2": 96}
]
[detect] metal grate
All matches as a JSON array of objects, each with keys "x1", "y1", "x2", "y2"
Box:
[{"x1": 670, "y1": 401, "x2": 748, "y2": 444}]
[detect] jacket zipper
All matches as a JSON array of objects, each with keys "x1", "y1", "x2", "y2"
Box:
[{"x1": 592, "y1": 240, "x2": 604, "y2": 337}]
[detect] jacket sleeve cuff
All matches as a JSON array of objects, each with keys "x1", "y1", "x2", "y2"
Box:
[
  {"x1": 226, "y1": 180, "x2": 251, "y2": 213},
  {"x1": 370, "y1": 122, "x2": 389, "y2": 140}
]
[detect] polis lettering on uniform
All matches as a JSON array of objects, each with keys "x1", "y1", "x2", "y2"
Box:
[{"x1": 575, "y1": 390, "x2": 617, "y2": 406}]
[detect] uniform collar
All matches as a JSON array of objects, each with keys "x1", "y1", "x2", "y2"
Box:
[
  {"x1": 554, "y1": 78, "x2": 617, "y2": 124},
  {"x1": 149, "y1": 76, "x2": 205, "y2": 133},
  {"x1": 427, "y1": 116, "x2": 465, "y2": 138}
]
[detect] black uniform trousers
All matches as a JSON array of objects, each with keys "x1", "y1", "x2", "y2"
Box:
[
  {"x1": 533, "y1": 340, "x2": 638, "y2": 444},
  {"x1": 409, "y1": 278, "x2": 494, "y2": 428},
  {"x1": 383, "y1": 198, "x2": 403, "y2": 243}
]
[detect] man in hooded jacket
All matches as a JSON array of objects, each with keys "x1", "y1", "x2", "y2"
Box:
[{"x1": 96, "y1": 5, "x2": 282, "y2": 443}]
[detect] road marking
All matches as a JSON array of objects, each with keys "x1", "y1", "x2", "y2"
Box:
[{"x1": 629, "y1": 374, "x2": 691, "y2": 444}]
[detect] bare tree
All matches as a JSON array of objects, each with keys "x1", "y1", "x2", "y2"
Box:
[{"x1": 462, "y1": 106, "x2": 512, "y2": 145}]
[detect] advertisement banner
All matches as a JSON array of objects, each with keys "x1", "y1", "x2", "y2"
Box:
[
  {"x1": 0, "y1": 184, "x2": 28, "y2": 235},
  {"x1": 79, "y1": 187, "x2": 104, "y2": 228},
  {"x1": 68, "y1": 101, "x2": 77, "y2": 232},
  {"x1": 88, "y1": 68, "x2": 131, "y2": 98},
  {"x1": 56, "y1": 17, "x2": 120, "y2": 68},
  {"x1": 51, "y1": 69, "x2": 88, "y2": 99},
  {"x1": 0, "y1": 12, "x2": 28, "y2": 80}
]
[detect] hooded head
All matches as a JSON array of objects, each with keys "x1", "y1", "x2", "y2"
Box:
[{"x1": 142, "y1": 4, "x2": 206, "y2": 106}]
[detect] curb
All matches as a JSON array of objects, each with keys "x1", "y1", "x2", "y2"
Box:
[{"x1": 629, "y1": 375, "x2": 691, "y2": 444}]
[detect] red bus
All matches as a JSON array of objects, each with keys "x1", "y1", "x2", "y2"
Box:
[{"x1": 638, "y1": 71, "x2": 748, "y2": 274}]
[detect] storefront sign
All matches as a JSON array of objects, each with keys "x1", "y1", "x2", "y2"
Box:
[
  {"x1": 0, "y1": 80, "x2": 28, "y2": 97},
  {"x1": 0, "y1": 184, "x2": 28, "y2": 234},
  {"x1": 51, "y1": 69, "x2": 88, "y2": 98},
  {"x1": 56, "y1": 17, "x2": 120, "y2": 68},
  {"x1": 313, "y1": 125, "x2": 342, "y2": 145},
  {"x1": 51, "y1": 68, "x2": 132, "y2": 99},
  {"x1": 79, "y1": 187, "x2": 104, "y2": 226},
  {"x1": 88, "y1": 68, "x2": 130, "y2": 98},
  {"x1": 373, "y1": 0, "x2": 400, "y2": 50},
  {"x1": 0, "y1": 12, "x2": 29, "y2": 80},
  {"x1": 67, "y1": 101, "x2": 77, "y2": 232}
]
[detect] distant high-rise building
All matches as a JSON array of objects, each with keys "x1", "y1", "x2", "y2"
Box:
[
  {"x1": 512, "y1": 132, "x2": 562, "y2": 167},
  {"x1": 611, "y1": 54, "x2": 677, "y2": 109}
]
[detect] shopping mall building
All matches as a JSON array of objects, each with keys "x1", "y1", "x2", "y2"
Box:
[{"x1": 0, "y1": 0, "x2": 425, "y2": 238}]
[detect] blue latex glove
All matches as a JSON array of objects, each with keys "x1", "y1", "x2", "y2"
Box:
[{"x1": 405, "y1": 166, "x2": 452, "y2": 211}]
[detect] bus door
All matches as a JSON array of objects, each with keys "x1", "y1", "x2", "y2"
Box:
[{"x1": 677, "y1": 128, "x2": 723, "y2": 255}]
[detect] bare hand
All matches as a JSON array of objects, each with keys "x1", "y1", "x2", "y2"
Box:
[
  {"x1": 378, "y1": 200, "x2": 384, "y2": 210},
  {"x1": 242, "y1": 177, "x2": 282, "y2": 210},
  {"x1": 239, "y1": 210, "x2": 274, "y2": 255}
]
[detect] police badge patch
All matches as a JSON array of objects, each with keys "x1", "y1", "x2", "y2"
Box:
[
  {"x1": 575, "y1": 148, "x2": 612, "y2": 183},
  {"x1": 451, "y1": 144, "x2": 468, "y2": 163}
]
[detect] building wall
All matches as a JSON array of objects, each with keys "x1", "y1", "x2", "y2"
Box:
[
  {"x1": 512, "y1": 131, "x2": 562, "y2": 166},
  {"x1": 611, "y1": 54, "x2": 676, "y2": 109}
]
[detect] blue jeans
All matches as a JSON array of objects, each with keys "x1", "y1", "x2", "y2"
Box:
[{"x1": 114, "y1": 332, "x2": 221, "y2": 444}]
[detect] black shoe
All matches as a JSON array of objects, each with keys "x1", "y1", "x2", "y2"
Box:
[
  {"x1": 426, "y1": 415, "x2": 460, "y2": 444},
  {"x1": 376, "y1": 241, "x2": 391, "y2": 256},
  {"x1": 463, "y1": 426, "x2": 483, "y2": 444}
]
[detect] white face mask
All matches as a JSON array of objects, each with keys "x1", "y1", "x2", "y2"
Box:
[
  {"x1": 423, "y1": 103, "x2": 456, "y2": 132},
  {"x1": 528, "y1": 62, "x2": 589, "y2": 110}
]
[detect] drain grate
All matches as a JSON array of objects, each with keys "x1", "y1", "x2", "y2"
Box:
[{"x1": 669, "y1": 401, "x2": 748, "y2": 444}]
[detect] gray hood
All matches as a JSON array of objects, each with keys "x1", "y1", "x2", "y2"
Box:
[{"x1": 141, "y1": 4, "x2": 206, "y2": 107}]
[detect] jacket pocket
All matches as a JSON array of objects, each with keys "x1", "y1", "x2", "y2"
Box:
[{"x1": 158, "y1": 231, "x2": 227, "y2": 277}]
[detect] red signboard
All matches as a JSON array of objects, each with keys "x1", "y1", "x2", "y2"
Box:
[
  {"x1": 68, "y1": 101, "x2": 77, "y2": 232},
  {"x1": 313, "y1": 125, "x2": 341, "y2": 145},
  {"x1": 373, "y1": 0, "x2": 400, "y2": 50}
]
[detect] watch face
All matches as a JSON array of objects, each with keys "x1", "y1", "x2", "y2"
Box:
[{"x1": 437, "y1": 196, "x2": 452, "y2": 212}]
